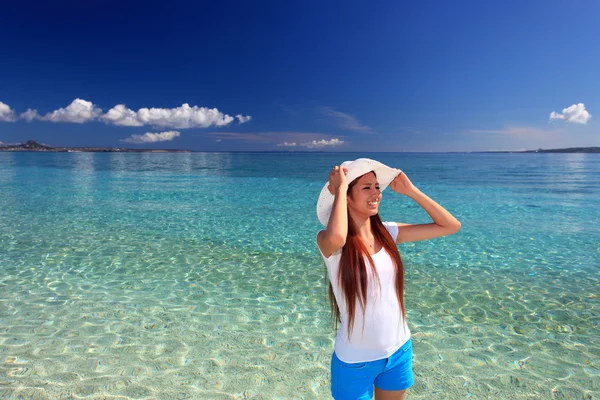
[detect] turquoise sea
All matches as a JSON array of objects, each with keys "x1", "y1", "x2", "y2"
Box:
[{"x1": 0, "y1": 151, "x2": 598, "y2": 399}]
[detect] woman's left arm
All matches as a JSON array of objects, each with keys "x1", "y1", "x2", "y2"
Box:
[{"x1": 389, "y1": 172, "x2": 461, "y2": 244}]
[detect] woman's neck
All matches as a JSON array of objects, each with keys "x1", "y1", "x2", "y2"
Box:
[{"x1": 350, "y1": 214, "x2": 373, "y2": 240}]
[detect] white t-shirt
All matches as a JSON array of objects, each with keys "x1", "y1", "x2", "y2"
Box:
[{"x1": 318, "y1": 222, "x2": 411, "y2": 363}]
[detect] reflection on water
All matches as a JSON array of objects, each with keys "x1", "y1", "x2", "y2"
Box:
[
  {"x1": 72, "y1": 153, "x2": 96, "y2": 207},
  {"x1": 0, "y1": 153, "x2": 16, "y2": 208}
]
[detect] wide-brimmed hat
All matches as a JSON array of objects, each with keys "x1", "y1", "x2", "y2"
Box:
[{"x1": 316, "y1": 158, "x2": 402, "y2": 226}]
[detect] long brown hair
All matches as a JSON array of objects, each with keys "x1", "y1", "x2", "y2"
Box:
[{"x1": 328, "y1": 174, "x2": 405, "y2": 337}]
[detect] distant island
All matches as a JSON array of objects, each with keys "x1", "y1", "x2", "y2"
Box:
[
  {"x1": 478, "y1": 147, "x2": 600, "y2": 154},
  {"x1": 0, "y1": 140, "x2": 192, "y2": 153}
]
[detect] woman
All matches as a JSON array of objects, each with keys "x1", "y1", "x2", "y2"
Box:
[{"x1": 316, "y1": 158, "x2": 461, "y2": 400}]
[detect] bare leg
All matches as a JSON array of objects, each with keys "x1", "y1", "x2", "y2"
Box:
[{"x1": 374, "y1": 387, "x2": 407, "y2": 400}]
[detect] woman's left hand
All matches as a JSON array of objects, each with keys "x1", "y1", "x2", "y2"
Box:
[{"x1": 389, "y1": 172, "x2": 417, "y2": 196}]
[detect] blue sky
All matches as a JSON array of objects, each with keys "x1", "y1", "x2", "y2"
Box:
[{"x1": 0, "y1": 1, "x2": 598, "y2": 152}]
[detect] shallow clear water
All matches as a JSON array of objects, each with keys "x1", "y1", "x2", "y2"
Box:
[{"x1": 0, "y1": 151, "x2": 598, "y2": 399}]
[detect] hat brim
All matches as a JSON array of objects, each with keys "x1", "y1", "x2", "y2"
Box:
[{"x1": 316, "y1": 158, "x2": 402, "y2": 226}]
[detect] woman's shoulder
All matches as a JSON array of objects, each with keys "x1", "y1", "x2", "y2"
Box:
[
  {"x1": 316, "y1": 230, "x2": 343, "y2": 261},
  {"x1": 381, "y1": 221, "x2": 399, "y2": 241}
]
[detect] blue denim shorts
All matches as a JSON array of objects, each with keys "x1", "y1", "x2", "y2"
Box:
[{"x1": 331, "y1": 339, "x2": 414, "y2": 400}]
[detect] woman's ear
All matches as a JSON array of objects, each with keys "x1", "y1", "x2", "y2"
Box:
[{"x1": 346, "y1": 184, "x2": 354, "y2": 205}]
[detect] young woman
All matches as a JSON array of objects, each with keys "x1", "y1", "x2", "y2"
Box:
[{"x1": 316, "y1": 158, "x2": 461, "y2": 400}]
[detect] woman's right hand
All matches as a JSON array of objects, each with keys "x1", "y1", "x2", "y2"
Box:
[{"x1": 327, "y1": 166, "x2": 348, "y2": 194}]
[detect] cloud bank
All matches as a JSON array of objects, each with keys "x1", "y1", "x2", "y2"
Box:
[
  {"x1": 20, "y1": 109, "x2": 40, "y2": 122},
  {"x1": 41, "y1": 99, "x2": 103, "y2": 123},
  {"x1": 101, "y1": 104, "x2": 143, "y2": 126},
  {"x1": 0, "y1": 99, "x2": 250, "y2": 129},
  {"x1": 0, "y1": 102, "x2": 17, "y2": 122},
  {"x1": 206, "y1": 131, "x2": 345, "y2": 149},
  {"x1": 549, "y1": 103, "x2": 592, "y2": 124},
  {"x1": 276, "y1": 138, "x2": 344, "y2": 148},
  {"x1": 302, "y1": 138, "x2": 344, "y2": 148},
  {"x1": 103, "y1": 103, "x2": 235, "y2": 128},
  {"x1": 121, "y1": 130, "x2": 181, "y2": 144}
]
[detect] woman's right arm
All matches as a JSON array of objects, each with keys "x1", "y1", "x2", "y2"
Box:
[{"x1": 317, "y1": 166, "x2": 349, "y2": 258}]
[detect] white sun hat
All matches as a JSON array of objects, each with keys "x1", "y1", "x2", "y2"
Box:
[{"x1": 316, "y1": 158, "x2": 402, "y2": 226}]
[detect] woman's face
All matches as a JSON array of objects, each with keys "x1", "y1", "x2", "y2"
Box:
[{"x1": 348, "y1": 172, "x2": 381, "y2": 218}]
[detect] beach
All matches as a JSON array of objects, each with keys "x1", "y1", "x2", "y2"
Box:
[{"x1": 0, "y1": 151, "x2": 598, "y2": 399}]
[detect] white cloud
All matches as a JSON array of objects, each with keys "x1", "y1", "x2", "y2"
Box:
[
  {"x1": 0, "y1": 102, "x2": 17, "y2": 122},
  {"x1": 236, "y1": 114, "x2": 251, "y2": 124},
  {"x1": 276, "y1": 142, "x2": 297, "y2": 147},
  {"x1": 20, "y1": 109, "x2": 40, "y2": 122},
  {"x1": 101, "y1": 104, "x2": 144, "y2": 126},
  {"x1": 549, "y1": 103, "x2": 591, "y2": 124},
  {"x1": 121, "y1": 130, "x2": 181, "y2": 144},
  {"x1": 102, "y1": 103, "x2": 236, "y2": 128},
  {"x1": 318, "y1": 107, "x2": 374, "y2": 134},
  {"x1": 42, "y1": 98, "x2": 103, "y2": 123},
  {"x1": 302, "y1": 138, "x2": 344, "y2": 148}
]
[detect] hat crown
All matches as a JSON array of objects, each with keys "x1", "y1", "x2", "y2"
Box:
[{"x1": 316, "y1": 158, "x2": 402, "y2": 226}]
